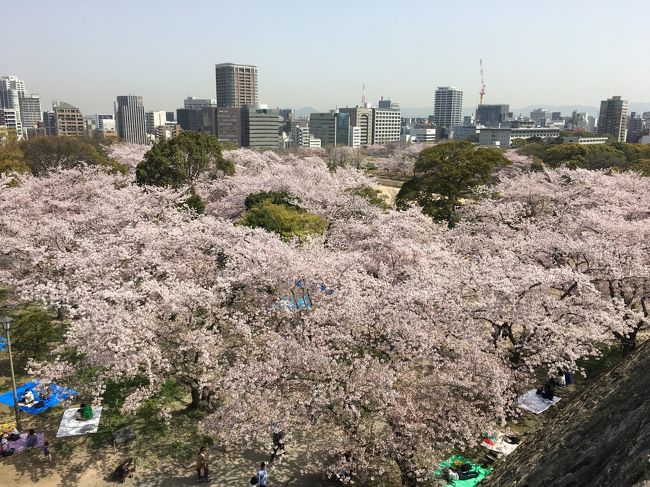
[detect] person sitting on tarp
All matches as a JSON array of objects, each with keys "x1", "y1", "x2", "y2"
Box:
[
  {"x1": 75, "y1": 403, "x2": 93, "y2": 421},
  {"x1": 0, "y1": 435, "x2": 15, "y2": 457},
  {"x1": 442, "y1": 464, "x2": 480, "y2": 481},
  {"x1": 536, "y1": 378, "x2": 556, "y2": 401},
  {"x1": 19, "y1": 389, "x2": 36, "y2": 407}
]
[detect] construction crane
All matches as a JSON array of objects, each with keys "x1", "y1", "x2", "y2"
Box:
[{"x1": 479, "y1": 59, "x2": 486, "y2": 105}]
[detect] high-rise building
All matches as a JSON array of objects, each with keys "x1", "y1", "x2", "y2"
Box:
[
  {"x1": 184, "y1": 97, "x2": 217, "y2": 109},
  {"x1": 146, "y1": 111, "x2": 167, "y2": 135},
  {"x1": 530, "y1": 108, "x2": 548, "y2": 127},
  {"x1": 241, "y1": 105, "x2": 280, "y2": 149},
  {"x1": 215, "y1": 63, "x2": 258, "y2": 108},
  {"x1": 18, "y1": 93, "x2": 42, "y2": 131},
  {"x1": 0, "y1": 109, "x2": 22, "y2": 140},
  {"x1": 176, "y1": 107, "x2": 216, "y2": 134},
  {"x1": 1, "y1": 76, "x2": 26, "y2": 139},
  {"x1": 626, "y1": 112, "x2": 644, "y2": 143},
  {"x1": 475, "y1": 104, "x2": 509, "y2": 126},
  {"x1": 115, "y1": 96, "x2": 148, "y2": 144},
  {"x1": 433, "y1": 87, "x2": 463, "y2": 128},
  {"x1": 0, "y1": 76, "x2": 24, "y2": 111},
  {"x1": 309, "y1": 110, "x2": 358, "y2": 147},
  {"x1": 551, "y1": 111, "x2": 562, "y2": 122},
  {"x1": 42, "y1": 111, "x2": 56, "y2": 135},
  {"x1": 372, "y1": 99, "x2": 401, "y2": 145},
  {"x1": 597, "y1": 96, "x2": 628, "y2": 142},
  {"x1": 53, "y1": 101, "x2": 85, "y2": 137},
  {"x1": 215, "y1": 107, "x2": 242, "y2": 146},
  {"x1": 339, "y1": 106, "x2": 374, "y2": 146},
  {"x1": 166, "y1": 111, "x2": 175, "y2": 122}
]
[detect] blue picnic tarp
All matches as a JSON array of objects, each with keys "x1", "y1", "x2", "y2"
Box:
[
  {"x1": 0, "y1": 337, "x2": 7, "y2": 351},
  {"x1": 0, "y1": 381, "x2": 77, "y2": 415}
]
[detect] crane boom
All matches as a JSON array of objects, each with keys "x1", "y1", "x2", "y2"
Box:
[{"x1": 479, "y1": 59, "x2": 486, "y2": 105}]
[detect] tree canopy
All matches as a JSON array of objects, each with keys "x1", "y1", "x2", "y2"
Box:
[
  {"x1": 135, "y1": 131, "x2": 234, "y2": 187},
  {"x1": 396, "y1": 141, "x2": 508, "y2": 225}
]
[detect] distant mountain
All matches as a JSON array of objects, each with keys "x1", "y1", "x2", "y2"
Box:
[{"x1": 295, "y1": 107, "x2": 322, "y2": 118}]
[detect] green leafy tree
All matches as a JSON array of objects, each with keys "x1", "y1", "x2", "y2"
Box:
[
  {"x1": 631, "y1": 158, "x2": 650, "y2": 176},
  {"x1": 9, "y1": 307, "x2": 64, "y2": 359},
  {"x1": 396, "y1": 141, "x2": 508, "y2": 226},
  {"x1": 240, "y1": 191, "x2": 327, "y2": 240},
  {"x1": 542, "y1": 143, "x2": 588, "y2": 168},
  {"x1": 0, "y1": 141, "x2": 29, "y2": 174},
  {"x1": 136, "y1": 131, "x2": 234, "y2": 187},
  {"x1": 180, "y1": 186, "x2": 206, "y2": 215},
  {"x1": 20, "y1": 136, "x2": 125, "y2": 176},
  {"x1": 346, "y1": 185, "x2": 389, "y2": 209}
]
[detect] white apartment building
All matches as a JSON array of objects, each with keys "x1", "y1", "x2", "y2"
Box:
[
  {"x1": 433, "y1": 87, "x2": 463, "y2": 128},
  {"x1": 0, "y1": 108, "x2": 23, "y2": 140},
  {"x1": 372, "y1": 108, "x2": 401, "y2": 144},
  {"x1": 349, "y1": 125, "x2": 361, "y2": 148},
  {"x1": 18, "y1": 93, "x2": 42, "y2": 131},
  {"x1": 146, "y1": 111, "x2": 167, "y2": 135},
  {"x1": 291, "y1": 125, "x2": 322, "y2": 148}
]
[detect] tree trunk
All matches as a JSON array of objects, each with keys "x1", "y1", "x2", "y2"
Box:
[
  {"x1": 188, "y1": 385, "x2": 211, "y2": 410},
  {"x1": 396, "y1": 458, "x2": 419, "y2": 487}
]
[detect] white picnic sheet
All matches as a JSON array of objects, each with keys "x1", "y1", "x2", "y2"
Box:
[
  {"x1": 56, "y1": 406, "x2": 103, "y2": 437},
  {"x1": 481, "y1": 433, "x2": 519, "y2": 456},
  {"x1": 517, "y1": 389, "x2": 561, "y2": 414}
]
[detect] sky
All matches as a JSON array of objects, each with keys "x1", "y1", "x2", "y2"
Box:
[{"x1": 3, "y1": 0, "x2": 650, "y2": 115}]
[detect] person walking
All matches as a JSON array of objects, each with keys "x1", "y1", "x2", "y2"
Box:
[
  {"x1": 257, "y1": 462, "x2": 269, "y2": 487},
  {"x1": 196, "y1": 445, "x2": 211, "y2": 483},
  {"x1": 269, "y1": 429, "x2": 285, "y2": 465},
  {"x1": 43, "y1": 440, "x2": 51, "y2": 462}
]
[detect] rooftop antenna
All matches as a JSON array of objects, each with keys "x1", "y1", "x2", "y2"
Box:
[
  {"x1": 479, "y1": 59, "x2": 486, "y2": 105},
  {"x1": 362, "y1": 83, "x2": 366, "y2": 105}
]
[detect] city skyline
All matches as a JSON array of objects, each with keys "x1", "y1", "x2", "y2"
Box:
[{"x1": 4, "y1": 0, "x2": 650, "y2": 115}]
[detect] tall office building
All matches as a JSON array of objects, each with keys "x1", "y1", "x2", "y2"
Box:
[
  {"x1": 339, "y1": 106, "x2": 374, "y2": 146},
  {"x1": 215, "y1": 107, "x2": 242, "y2": 146},
  {"x1": 115, "y1": 96, "x2": 148, "y2": 144},
  {"x1": 433, "y1": 87, "x2": 463, "y2": 128},
  {"x1": 372, "y1": 99, "x2": 401, "y2": 145},
  {"x1": 0, "y1": 76, "x2": 24, "y2": 111},
  {"x1": 18, "y1": 94, "x2": 42, "y2": 130},
  {"x1": 241, "y1": 105, "x2": 280, "y2": 149},
  {"x1": 184, "y1": 97, "x2": 217, "y2": 109},
  {"x1": 476, "y1": 104, "x2": 509, "y2": 126},
  {"x1": 626, "y1": 112, "x2": 644, "y2": 143},
  {"x1": 598, "y1": 96, "x2": 628, "y2": 142},
  {"x1": 53, "y1": 101, "x2": 85, "y2": 137},
  {"x1": 97, "y1": 114, "x2": 114, "y2": 130},
  {"x1": 530, "y1": 108, "x2": 548, "y2": 127},
  {"x1": 215, "y1": 63, "x2": 258, "y2": 108},
  {"x1": 309, "y1": 110, "x2": 360, "y2": 147},
  {"x1": 42, "y1": 111, "x2": 56, "y2": 135}
]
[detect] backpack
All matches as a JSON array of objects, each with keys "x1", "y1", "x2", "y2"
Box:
[{"x1": 249, "y1": 475, "x2": 259, "y2": 485}]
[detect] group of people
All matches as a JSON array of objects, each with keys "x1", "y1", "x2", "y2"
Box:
[
  {"x1": 536, "y1": 369, "x2": 574, "y2": 400},
  {"x1": 441, "y1": 463, "x2": 480, "y2": 482},
  {"x1": 194, "y1": 430, "x2": 284, "y2": 485},
  {"x1": 0, "y1": 427, "x2": 49, "y2": 461},
  {"x1": 18, "y1": 388, "x2": 45, "y2": 409}
]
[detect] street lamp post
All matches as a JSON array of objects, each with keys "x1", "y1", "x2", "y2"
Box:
[{"x1": 0, "y1": 315, "x2": 21, "y2": 430}]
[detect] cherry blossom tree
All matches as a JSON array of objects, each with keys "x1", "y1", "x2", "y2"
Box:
[{"x1": 454, "y1": 159, "x2": 650, "y2": 356}]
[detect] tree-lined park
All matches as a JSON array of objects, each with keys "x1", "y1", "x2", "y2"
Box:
[{"x1": 0, "y1": 134, "x2": 648, "y2": 485}]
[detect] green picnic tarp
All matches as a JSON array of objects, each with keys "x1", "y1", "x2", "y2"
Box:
[{"x1": 431, "y1": 454, "x2": 493, "y2": 487}]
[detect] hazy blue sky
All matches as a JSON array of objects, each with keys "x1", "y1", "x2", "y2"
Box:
[{"x1": 4, "y1": 0, "x2": 649, "y2": 114}]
